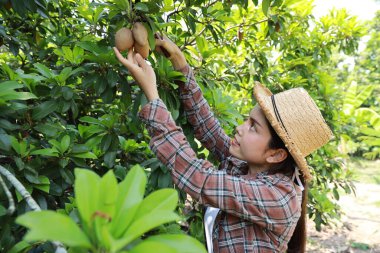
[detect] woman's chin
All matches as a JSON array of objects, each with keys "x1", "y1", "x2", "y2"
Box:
[{"x1": 229, "y1": 147, "x2": 240, "y2": 159}]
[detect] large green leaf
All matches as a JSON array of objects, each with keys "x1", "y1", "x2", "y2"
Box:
[
  {"x1": 34, "y1": 63, "x2": 54, "y2": 79},
  {"x1": 134, "y1": 189, "x2": 178, "y2": 220},
  {"x1": 113, "y1": 211, "x2": 180, "y2": 252},
  {"x1": 74, "y1": 169, "x2": 100, "y2": 227},
  {"x1": 110, "y1": 165, "x2": 147, "y2": 238},
  {"x1": 0, "y1": 81, "x2": 23, "y2": 92},
  {"x1": 30, "y1": 148, "x2": 59, "y2": 157},
  {"x1": 128, "y1": 241, "x2": 176, "y2": 253},
  {"x1": 0, "y1": 92, "x2": 36, "y2": 101},
  {"x1": 32, "y1": 100, "x2": 59, "y2": 120},
  {"x1": 0, "y1": 81, "x2": 36, "y2": 103},
  {"x1": 132, "y1": 234, "x2": 207, "y2": 253},
  {"x1": 16, "y1": 211, "x2": 92, "y2": 248},
  {"x1": 93, "y1": 170, "x2": 119, "y2": 249},
  {"x1": 98, "y1": 170, "x2": 118, "y2": 216}
]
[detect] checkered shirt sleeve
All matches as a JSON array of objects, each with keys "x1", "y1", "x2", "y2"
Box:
[{"x1": 177, "y1": 65, "x2": 231, "y2": 162}]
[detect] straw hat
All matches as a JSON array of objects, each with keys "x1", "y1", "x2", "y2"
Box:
[{"x1": 253, "y1": 82, "x2": 333, "y2": 181}]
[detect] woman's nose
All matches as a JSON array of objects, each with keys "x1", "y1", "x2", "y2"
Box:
[{"x1": 235, "y1": 124, "x2": 243, "y2": 135}]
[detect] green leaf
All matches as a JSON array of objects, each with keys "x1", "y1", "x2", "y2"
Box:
[
  {"x1": 34, "y1": 122, "x2": 64, "y2": 137},
  {"x1": 104, "y1": 151, "x2": 117, "y2": 168},
  {"x1": 134, "y1": 189, "x2": 178, "y2": 220},
  {"x1": 110, "y1": 165, "x2": 147, "y2": 238},
  {"x1": 32, "y1": 101, "x2": 58, "y2": 120},
  {"x1": 113, "y1": 211, "x2": 180, "y2": 252},
  {"x1": 30, "y1": 148, "x2": 59, "y2": 157},
  {"x1": 0, "y1": 119, "x2": 20, "y2": 130},
  {"x1": 93, "y1": 170, "x2": 119, "y2": 247},
  {"x1": 140, "y1": 234, "x2": 207, "y2": 253},
  {"x1": 135, "y1": 2, "x2": 148, "y2": 12},
  {"x1": 74, "y1": 169, "x2": 100, "y2": 226},
  {"x1": 262, "y1": 0, "x2": 270, "y2": 16},
  {"x1": 129, "y1": 241, "x2": 176, "y2": 253},
  {"x1": 61, "y1": 135, "x2": 71, "y2": 154},
  {"x1": 0, "y1": 132, "x2": 11, "y2": 151},
  {"x1": 10, "y1": 136, "x2": 26, "y2": 156},
  {"x1": 0, "y1": 81, "x2": 23, "y2": 92},
  {"x1": 34, "y1": 63, "x2": 54, "y2": 79},
  {"x1": 33, "y1": 176, "x2": 50, "y2": 193},
  {"x1": 79, "y1": 116, "x2": 103, "y2": 126},
  {"x1": 16, "y1": 211, "x2": 92, "y2": 248},
  {"x1": 8, "y1": 241, "x2": 32, "y2": 253},
  {"x1": 71, "y1": 152, "x2": 97, "y2": 159},
  {"x1": 98, "y1": 170, "x2": 118, "y2": 216},
  {"x1": 56, "y1": 67, "x2": 73, "y2": 84},
  {"x1": 100, "y1": 134, "x2": 113, "y2": 152}
]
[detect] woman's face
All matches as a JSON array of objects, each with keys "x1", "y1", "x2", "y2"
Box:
[{"x1": 229, "y1": 105, "x2": 276, "y2": 171}]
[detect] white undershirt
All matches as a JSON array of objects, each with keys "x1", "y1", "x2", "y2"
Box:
[{"x1": 204, "y1": 207, "x2": 220, "y2": 253}]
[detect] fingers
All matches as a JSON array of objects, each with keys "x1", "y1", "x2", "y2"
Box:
[
  {"x1": 113, "y1": 47, "x2": 138, "y2": 75},
  {"x1": 134, "y1": 53, "x2": 149, "y2": 69},
  {"x1": 127, "y1": 49, "x2": 138, "y2": 64},
  {"x1": 113, "y1": 47, "x2": 130, "y2": 67}
]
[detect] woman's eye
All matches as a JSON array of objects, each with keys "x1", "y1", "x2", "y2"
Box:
[{"x1": 250, "y1": 119, "x2": 256, "y2": 130}]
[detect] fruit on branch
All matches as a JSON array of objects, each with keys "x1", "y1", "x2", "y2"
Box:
[
  {"x1": 132, "y1": 22, "x2": 148, "y2": 46},
  {"x1": 115, "y1": 28, "x2": 134, "y2": 52},
  {"x1": 134, "y1": 43, "x2": 149, "y2": 59},
  {"x1": 114, "y1": 22, "x2": 150, "y2": 58}
]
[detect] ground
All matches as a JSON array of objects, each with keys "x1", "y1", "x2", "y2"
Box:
[{"x1": 306, "y1": 159, "x2": 380, "y2": 253}]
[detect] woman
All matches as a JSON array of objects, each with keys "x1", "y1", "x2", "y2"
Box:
[{"x1": 113, "y1": 35, "x2": 333, "y2": 253}]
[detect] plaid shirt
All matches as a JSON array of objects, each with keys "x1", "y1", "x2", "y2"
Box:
[{"x1": 139, "y1": 65, "x2": 302, "y2": 253}]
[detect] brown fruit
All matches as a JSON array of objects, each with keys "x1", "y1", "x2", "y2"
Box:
[
  {"x1": 275, "y1": 22, "x2": 281, "y2": 32},
  {"x1": 134, "y1": 43, "x2": 150, "y2": 59},
  {"x1": 132, "y1": 22, "x2": 148, "y2": 46},
  {"x1": 115, "y1": 28, "x2": 134, "y2": 52},
  {"x1": 238, "y1": 28, "x2": 244, "y2": 41}
]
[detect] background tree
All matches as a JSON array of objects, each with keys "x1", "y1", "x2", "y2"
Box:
[{"x1": 0, "y1": 0, "x2": 371, "y2": 251}]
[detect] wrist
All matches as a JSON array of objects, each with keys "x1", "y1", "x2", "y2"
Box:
[{"x1": 145, "y1": 88, "x2": 159, "y2": 101}]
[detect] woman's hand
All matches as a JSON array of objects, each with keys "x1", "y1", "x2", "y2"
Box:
[
  {"x1": 155, "y1": 34, "x2": 187, "y2": 71},
  {"x1": 113, "y1": 47, "x2": 159, "y2": 101}
]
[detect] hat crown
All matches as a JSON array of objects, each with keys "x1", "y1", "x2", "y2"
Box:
[{"x1": 272, "y1": 88, "x2": 332, "y2": 157}]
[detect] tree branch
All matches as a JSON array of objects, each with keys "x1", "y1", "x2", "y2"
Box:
[
  {"x1": 0, "y1": 165, "x2": 67, "y2": 253},
  {"x1": 0, "y1": 165, "x2": 40, "y2": 211},
  {"x1": 225, "y1": 19, "x2": 270, "y2": 32},
  {"x1": 181, "y1": 27, "x2": 207, "y2": 50},
  {"x1": 0, "y1": 174, "x2": 15, "y2": 215}
]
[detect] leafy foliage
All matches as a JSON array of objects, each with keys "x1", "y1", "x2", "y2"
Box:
[
  {"x1": 0, "y1": 0, "x2": 373, "y2": 250},
  {"x1": 16, "y1": 166, "x2": 206, "y2": 252}
]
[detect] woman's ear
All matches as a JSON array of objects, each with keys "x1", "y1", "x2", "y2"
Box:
[{"x1": 266, "y1": 148, "x2": 288, "y2": 164}]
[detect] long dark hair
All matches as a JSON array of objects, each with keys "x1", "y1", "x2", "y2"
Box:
[{"x1": 266, "y1": 121, "x2": 307, "y2": 253}]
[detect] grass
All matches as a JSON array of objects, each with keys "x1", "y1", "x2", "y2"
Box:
[
  {"x1": 350, "y1": 242, "x2": 371, "y2": 250},
  {"x1": 348, "y1": 158, "x2": 380, "y2": 185}
]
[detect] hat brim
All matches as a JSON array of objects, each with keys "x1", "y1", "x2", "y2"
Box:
[{"x1": 253, "y1": 82, "x2": 312, "y2": 181}]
